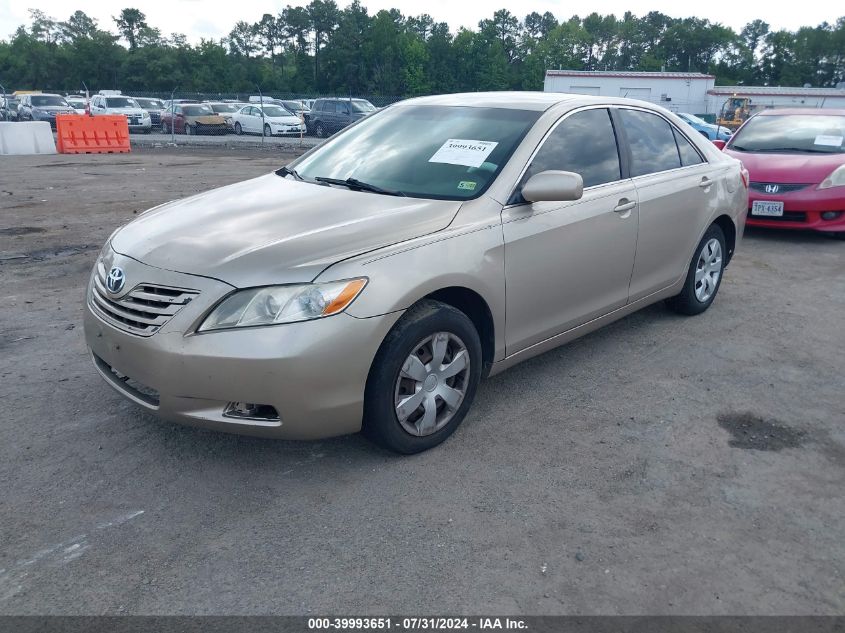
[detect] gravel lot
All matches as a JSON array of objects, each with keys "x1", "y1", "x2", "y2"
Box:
[{"x1": 1, "y1": 149, "x2": 843, "y2": 615}]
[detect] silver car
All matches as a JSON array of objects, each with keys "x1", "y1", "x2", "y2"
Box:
[{"x1": 84, "y1": 92, "x2": 748, "y2": 453}]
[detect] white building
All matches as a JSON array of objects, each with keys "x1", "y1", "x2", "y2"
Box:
[
  {"x1": 544, "y1": 70, "x2": 716, "y2": 114},
  {"x1": 706, "y1": 86, "x2": 845, "y2": 114}
]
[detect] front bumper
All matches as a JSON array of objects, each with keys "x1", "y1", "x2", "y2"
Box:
[
  {"x1": 83, "y1": 251, "x2": 401, "y2": 439},
  {"x1": 746, "y1": 185, "x2": 845, "y2": 233},
  {"x1": 271, "y1": 124, "x2": 305, "y2": 136}
]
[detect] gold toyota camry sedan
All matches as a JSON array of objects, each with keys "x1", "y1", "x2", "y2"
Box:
[{"x1": 85, "y1": 92, "x2": 748, "y2": 453}]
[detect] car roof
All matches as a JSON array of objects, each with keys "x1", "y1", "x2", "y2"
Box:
[
  {"x1": 755, "y1": 108, "x2": 845, "y2": 116},
  {"x1": 396, "y1": 91, "x2": 669, "y2": 112}
]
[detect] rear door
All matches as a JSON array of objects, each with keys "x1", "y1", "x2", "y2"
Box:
[
  {"x1": 616, "y1": 108, "x2": 721, "y2": 301},
  {"x1": 502, "y1": 107, "x2": 639, "y2": 353}
]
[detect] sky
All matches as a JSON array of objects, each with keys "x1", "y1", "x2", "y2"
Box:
[{"x1": 0, "y1": 0, "x2": 839, "y2": 44}]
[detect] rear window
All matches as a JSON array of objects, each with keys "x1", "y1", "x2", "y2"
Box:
[
  {"x1": 31, "y1": 96, "x2": 68, "y2": 107},
  {"x1": 210, "y1": 104, "x2": 239, "y2": 113},
  {"x1": 728, "y1": 114, "x2": 845, "y2": 154}
]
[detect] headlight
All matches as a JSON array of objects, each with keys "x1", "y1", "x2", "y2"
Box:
[
  {"x1": 198, "y1": 278, "x2": 367, "y2": 332},
  {"x1": 819, "y1": 165, "x2": 845, "y2": 189}
]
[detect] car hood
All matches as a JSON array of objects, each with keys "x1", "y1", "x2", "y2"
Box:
[
  {"x1": 724, "y1": 149, "x2": 845, "y2": 184},
  {"x1": 267, "y1": 115, "x2": 302, "y2": 125},
  {"x1": 186, "y1": 114, "x2": 226, "y2": 124},
  {"x1": 111, "y1": 173, "x2": 462, "y2": 288},
  {"x1": 109, "y1": 108, "x2": 147, "y2": 116},
  {"x1": 34, "y1": 106, "x2": 75, "y2": 113}
]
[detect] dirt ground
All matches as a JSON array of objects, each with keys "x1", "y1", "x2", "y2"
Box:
[{"x1": 0, "y1": 149, "x2": 843, "y2": 615}]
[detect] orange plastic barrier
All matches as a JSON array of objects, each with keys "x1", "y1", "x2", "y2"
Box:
[{"x1": 55, "y1": 114, "x2": 130, "y2": 154}]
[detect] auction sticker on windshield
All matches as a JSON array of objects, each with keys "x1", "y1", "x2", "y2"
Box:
[
  {"x1": 429, "y1": 139, "x2": 498, "y2": 168},
  {"x1": 814, "y1": 135, "x2": 843, "y2": 147}
]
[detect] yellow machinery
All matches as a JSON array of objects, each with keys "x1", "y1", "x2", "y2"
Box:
[{"x1": 717, "y1": 96, "x2": 752, "y2": 131}]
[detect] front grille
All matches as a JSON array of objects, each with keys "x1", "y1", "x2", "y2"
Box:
[
  {"x1": 749, "y1": 182, "x2": 809, "y2": 194},
  {"x1": 148, "y1": 111, "x2": 161, "y2": 125},
  {"x1": 748, "y1": 210, "x2": 807, "y2": 222},
  {"x1": 90, "y1": 265, "x2": 199, "y2": 336}
]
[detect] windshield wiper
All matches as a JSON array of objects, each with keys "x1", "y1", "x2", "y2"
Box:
[
  {"x1": 276, "y1": 165, "x2": 304, "y2": 180},
  {"x1": 314, "y1": 176, "x2": 406, "y2": 197},
  {"x1": 751, "y1": 147, "x2": 832, "y2": 154}
]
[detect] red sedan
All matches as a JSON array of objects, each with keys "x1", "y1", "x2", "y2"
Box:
[{"x1": 720, "y1": 108, "x2": 845, "y2": 238}]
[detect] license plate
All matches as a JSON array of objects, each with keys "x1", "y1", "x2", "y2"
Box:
[{"x1": 751, "y1": 201, "x2": 784, "y2": 217}]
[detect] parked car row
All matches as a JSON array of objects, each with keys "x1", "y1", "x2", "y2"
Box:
[{"x1": 1, "y1": 91, "x2": 378, "y2": 137}]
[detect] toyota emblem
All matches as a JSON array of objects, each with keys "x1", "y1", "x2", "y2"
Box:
[
  {"x1": 106, "y1": 266, "x2": 126, "y2": 294},
  {"x1": 765, "y1": 184, "x2": 780, "y2": 194}
]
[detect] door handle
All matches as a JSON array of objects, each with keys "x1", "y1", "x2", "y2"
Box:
[
  {"x1": 613, "y1": 199, "x2": 637, "y2": 213},
  {"x1": 699, "y1": 177, "x2": 714, "y2": 188}
]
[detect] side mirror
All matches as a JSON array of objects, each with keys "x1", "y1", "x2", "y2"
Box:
[
  {"x1": 712, "y1": 139, "x2": 727, "y2": 150},
  {"x1": 522, "y1": 170, "x2": 584, "y2": 203}
]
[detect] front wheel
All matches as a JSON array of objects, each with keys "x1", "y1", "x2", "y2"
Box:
[
  {"x1": 315, "y1": 122, "x2": 326, "y2": 138},
  {"x1": 185, "y1": 124, "x2": 193, "y2": 136},
  {"x1": 363, "y1": 300, "x2": 482, "y2": 454},
  {"x1": 264, "y1": 123, "x2": 272, "y2": 137},
  {"x1": 234, "y1": 122, "x2": 242, "y2": 135},
  {"x1": 667, "y1": 223, "x2": 727, "y2": 315},
  {"x1": 822, "y1": 232, "x2": 845, "y2": 240},
  {"x1": 161, "y1": 122, "x2": 168, "y2": 134}
]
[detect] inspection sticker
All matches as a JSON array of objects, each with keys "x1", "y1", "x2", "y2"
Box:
[
  {"x1": 429, "y1": 139, "x2": 498, "y2": 168},
  {"x1": 457, "y1": 181, "x2": 477, "y2": 191},
  {"x1": 814, "y1": 135, "x2": 843, "y2": 147}
]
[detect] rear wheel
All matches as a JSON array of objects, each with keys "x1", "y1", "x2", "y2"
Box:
[
  {"x1": 161, "y1": 122, "x2": 168, "y2": 134},
  {"x1": 363, "y1": 300, "x2": 482, "y2": 454},
  {"x1": 185, "y1": 124, "x2": 193, "y2": 136},
  {"x1": 667, "y1": 223, "x2": 726, "y2": 315},
  {"x1": 315, "y1": 121, "x2": 326, "y2": 138}
]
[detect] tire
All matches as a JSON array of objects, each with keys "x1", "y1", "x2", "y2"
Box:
[
  {"x1": 185, "y1": 124, "x2": 193, "y2": 136},
  {"x1": 315, "y1": 121, "x2": 326, "y2": 138},
  {"x1": 823, "y1": 232, "x2": 845, "y2": 240},
  {"x1": 363, "y1": 300, "x2": 482, "y2": 454},
  {"x1": 699, "y1": 130, "x2": 711, "y2": 140},
  {"x1": 264, "y1": 123, "x2": 272, "y2": 137},
  {"x1": 161, "y1": 122, "x2": 168, "y2": 134},
  {"x1": 234, "y1": 122, "x2": 242, "y2": 135},
  {"x1": 667, "y1": 223, "x2": 727, "y2": 316}
]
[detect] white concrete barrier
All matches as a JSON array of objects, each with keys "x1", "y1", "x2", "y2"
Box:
[{"x1": 0, "y1": 121, "x2": 57, "y2": 155}]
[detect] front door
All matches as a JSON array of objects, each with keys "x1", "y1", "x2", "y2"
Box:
[{"x1": 502, "y1": 107, "x2": 639, "y2": 354}]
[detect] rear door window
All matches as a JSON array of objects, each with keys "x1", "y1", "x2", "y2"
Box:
[
  {"x1": 521, "y1": 108, "x2": 622, "y2": 190},
  {"x1": 620, "y1": 109, "x2": 683, "y2": 176}
]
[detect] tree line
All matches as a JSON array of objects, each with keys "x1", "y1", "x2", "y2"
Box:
[{"x1": 0, "y1": 5, "x2": 843, "y2": 97}]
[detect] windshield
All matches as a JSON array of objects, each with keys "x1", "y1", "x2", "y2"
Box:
[
  {"x1": 680, "y1": 113, "x2": 708, "y2": 126},
  {"x1": 290, "y1": 105, "x2": 539, "y2": 200},
  {"x1": 183, "y1": 105, "x2": 214, "y2": 116},
  {"x1": 262, "y1": 105, "x2": 292, "y2": 117},
  {"x1": 67, "y1": 99, "x2": 86, "y2": 108},
  {"x1": 210, "y1": 103, "x2": 239, "y2": 113},
  {"x1": 351, "y1": 100, "x2": 376, "y2": 113},
  {"x1": 729, "y1": 114, "x2": 845, "y2": 154},
  {"x1": 282, "y1": 101, "x2": 303, "y2": 110},
  {"x1": 31, "y1": 96, "x2": 68, "y2": 107},
  {"x1": 105, "y1": 97, "x2": 139, "y2": 108},
  {"x1": 135, "y1": 98, "x2": 162, "y2": 109}
]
